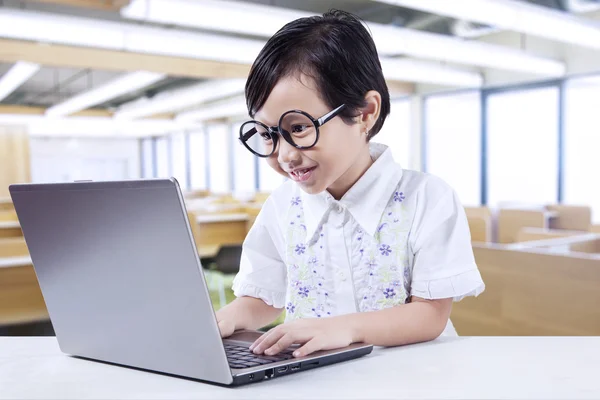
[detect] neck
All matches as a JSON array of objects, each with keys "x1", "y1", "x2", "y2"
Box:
[{"x1": 327, "y1": 146, "x2": 373, "y2": 200}]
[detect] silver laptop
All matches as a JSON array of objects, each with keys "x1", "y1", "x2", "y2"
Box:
[{"x1": 9, "y1": 178, "x2": 372, "y2": 386}]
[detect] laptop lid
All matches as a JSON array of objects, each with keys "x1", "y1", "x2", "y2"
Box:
[{"x1": 10, "y1": 178, "x2": 233, "y2": 385}]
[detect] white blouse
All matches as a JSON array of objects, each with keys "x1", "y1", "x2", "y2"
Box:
[{"x1": 232, "y1": 143, "x2": 485, "y2": 335}]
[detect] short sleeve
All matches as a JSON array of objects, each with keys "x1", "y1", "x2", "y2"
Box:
[
  {"x1": 409, "y1": 179, "x2": 485, "y2": 301},
  {"x1": 231, "y1": 198, "x2": 287, "y2": 308}
]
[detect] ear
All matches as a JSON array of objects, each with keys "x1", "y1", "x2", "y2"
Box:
[{"x1": 360, "y1": 90, "x2": 382, "y2": 135}]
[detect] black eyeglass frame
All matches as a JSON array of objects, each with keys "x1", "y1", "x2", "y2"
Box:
[{"x1": 239, "y1": 104, "x2": 346, "y2": 158}]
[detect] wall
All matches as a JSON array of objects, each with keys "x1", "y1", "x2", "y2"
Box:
[{"x1": 29, "y1": 137, "x2": 141, "y2": 183}]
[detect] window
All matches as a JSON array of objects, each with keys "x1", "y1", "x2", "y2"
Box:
[
  {"x1": 485, "y1": 86, "x2": 559, "y2": 208},
  {"x1": 140, "y1": 137, "x2": 154, "y2": 178},
  {"x1": 170, "y1": 131, "x2": 188, "y2": 190},
  {"x1": 374, "y1": 98, "x2": 411, "y2": 168},
  {"x1": 425, "y1": 91, "x2": 481, "y2": 206},
  {"x1": 189, "y1": 129, "x2": 207, "y2": 190},
  {"x1": 564, "y1": 76, "x2": 600, "y2": 222},
  {"x1": 206, "y1": 123, "x2": 231, "y2": 194},
  {"x1": 155, "y1": 136, "x2": 170, "y2": 178},
  {"x1": 231, "y1": 121, "x2": 257, "y2": 195}
]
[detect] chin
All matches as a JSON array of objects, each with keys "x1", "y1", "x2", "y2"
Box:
[{"x1": 296, "y1": 181, "x2": 327, "y2": 195}]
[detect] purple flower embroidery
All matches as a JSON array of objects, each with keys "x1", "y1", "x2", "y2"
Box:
[
  {"x1": 286, "y1": 302, "x2": 296, "y2": 313},
  {"x1": 383, "y1": 288, "x2": 396, "y2": 299},
  {"x1": 295, "y1": 244, "x2": 306, "y2": 255},
  {"x1": 380, "y1": 244, "x2": 392, "y2": 256},
  {"x1": 291, "y1": 197, "x2": 302, "y2": 206},
  {"x1": 394, "y1": 192, "x2": 406, "y2": 203},
  {"x1": 298, "y1": 287, "x2": 310, "y2": 298}
]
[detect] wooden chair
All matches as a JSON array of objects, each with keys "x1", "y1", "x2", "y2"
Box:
[
  {"x1": 467, "y1": 216, "x2": 491, "y2": 242},
  {"x1": 497, "y1": 208, "x2": 551, "y2": 244},
  {"x1": 546, "y1": 204, "x2": 592, "y2": 232}
]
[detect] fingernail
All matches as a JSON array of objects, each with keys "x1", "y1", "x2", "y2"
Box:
[
  {"x1": 265, "y1": 349, "x2": 272, "y2": 355},
  {"x1": 293, "y1": 351, "x2": 300, "y2": 357}
]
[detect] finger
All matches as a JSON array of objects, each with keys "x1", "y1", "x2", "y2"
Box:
[
  {"x1": 293, "y1": 337, "x2": 324, "y2": 358},
  {"x1": 252, "y1": 328, "x2": 286, "y2": 354},
  {"x1": 249, "y1": 330, "x2": 271, "y2": 351},
  {"x1": 264, "y1": 332, "x2": 303, "y2": 356}
]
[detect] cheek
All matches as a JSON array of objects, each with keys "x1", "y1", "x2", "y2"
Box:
[{"x1": 266, "y1": 157, "x2": 287, "y2": 177}]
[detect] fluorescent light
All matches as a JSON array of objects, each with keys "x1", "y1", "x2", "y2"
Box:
[
  {"x1": 114, "y1": 79, "x2": 246, "y2": 120},
  {"x1": 376, "y1": 0, "x2": 600, "y2": 50},
  {"x1": 0, "y1": 9, "x2": 264, "y2": 65},
  {"x1": 381, "y1": 58, "x2": 483, "y2": 87},
  {"x1": 121, "y1": 0, "x2": 309, "y2": 38},
  {"x1": 120, "y1": 0, "x2": 565, "y2": 76},
  {"x1": 46, "y1": 71, "x2": 165, "y2": 117},
  {"x1": 0, "y1": 61, "x2": 40, "y2": 102},
  {"x1": 176, "y1": 95, "x2": 248, "y2": 122}
]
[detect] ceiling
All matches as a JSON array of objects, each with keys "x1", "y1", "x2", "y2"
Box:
[{"x1": 0, "y1": 0, "x2": 599, "y2": 114}]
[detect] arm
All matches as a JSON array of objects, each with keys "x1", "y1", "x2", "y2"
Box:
[
  {"x1": 250, "y1": 296, "x2": 451, "y2": 357},
  {"x1": 346, "y1": 296, "x2": 452, "y2": 346},
  {"x1": 216, "y1": 296, "x2": 284, "y2": 338}
]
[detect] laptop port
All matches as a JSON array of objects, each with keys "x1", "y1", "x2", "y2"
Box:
[
  {"x1": 290, "y1": 364, "x2": 301, "y2": 371},
  {"x1": 248, "y1": 374, "x2": 254, "y2": 381},
  {"x1": 265, "y1": 368, "x2": 274, "y2": 379},
  {"x1": 277, "y1": 366, "x2": 288, "y2": 373}
]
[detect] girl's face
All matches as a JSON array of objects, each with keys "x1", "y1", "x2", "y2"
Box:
[{"x1": 253, "y1": 75, "x2": 380, "y2": 199}]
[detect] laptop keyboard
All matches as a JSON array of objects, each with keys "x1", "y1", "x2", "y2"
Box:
[{"x1": 224, "y1": 344, "x2": 294, "y2": 369}]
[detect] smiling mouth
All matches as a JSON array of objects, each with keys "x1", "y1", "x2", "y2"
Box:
[{"x1": 289, "y1": 167, "x2": 316, "y2": 182}]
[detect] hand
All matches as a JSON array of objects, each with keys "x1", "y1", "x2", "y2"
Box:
[
  {"x1": 249, "y1": 317, "x2": 358, "y2": 358},
  {"x1": 217, "y1": 318, "x2": 235, "y2": 338}
]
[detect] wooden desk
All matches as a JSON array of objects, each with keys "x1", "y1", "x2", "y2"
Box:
[
  {"x1": 195, "y1": 213, "x2": 249, "y2": 247},
  {"x1": 0, "y1": 256, "x2": 48, "y2": 325},
  {"x1": 0, "y1": 221, "x2": 22, "y2": 238},
  {"x1": 1, "y1": 336, "x2": 598, "y2": 399}
]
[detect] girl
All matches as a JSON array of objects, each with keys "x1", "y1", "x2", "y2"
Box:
[{"x1": 216, "y1": 9, "x2": 484, "y2": 359}]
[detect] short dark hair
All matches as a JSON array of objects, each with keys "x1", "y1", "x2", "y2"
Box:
[{"x1": 245, "y1": 9, "x2": 390, "y2": 140}]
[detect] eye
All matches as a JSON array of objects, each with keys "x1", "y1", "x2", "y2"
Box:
[
  {"x1": 260, "y1": 132, "x2": 272, "y2": 142},
  {"x1": 291, "y1": 124, "x2": 310, "y2": 134}
]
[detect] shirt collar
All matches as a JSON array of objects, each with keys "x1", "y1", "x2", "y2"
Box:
[{"x1": 300, "y1": 143, "x2": 404, "y2": 242}]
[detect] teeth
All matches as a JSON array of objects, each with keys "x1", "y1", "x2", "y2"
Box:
[{"x1": 293, "y1": 168, "x2": 309, "y2": 177}]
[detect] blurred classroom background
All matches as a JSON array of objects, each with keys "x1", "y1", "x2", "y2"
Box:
[{"x1": 1, "y1": 0, "x2": 599, "y2": 337}]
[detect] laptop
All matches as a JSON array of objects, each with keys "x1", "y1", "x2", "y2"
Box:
[{"x1": 9, "y1": 178, "x2": 372, "y2": 386}]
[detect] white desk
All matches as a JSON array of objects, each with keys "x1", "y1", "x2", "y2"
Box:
[
  {"x1": 1, "y1": 336, "x2": 598, "y2": 399},
  {"x1": 0, "y1": 255, "x2": 31, "y2": 268},
  {"x1": 196, "y1": 213, "x2": 249, "y2": 223},
  {"x1": 0, "y1": 221, "x2": 20, "y2": 229}
]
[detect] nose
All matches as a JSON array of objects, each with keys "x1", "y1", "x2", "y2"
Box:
[{"x1": 276, "y1": 136, "x2": 302, "y2": 166}]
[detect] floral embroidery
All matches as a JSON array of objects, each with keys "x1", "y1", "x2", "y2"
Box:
[
  {"x1": 295, "y1": 244, "x2": 306, "y2": 255},
  {"x1": 298, "y1": 287, "x2": 310, "y2": 297},
  {"x1": 379, "y1": 244, "x2": 392, "y2": 256},
  {"x1": 284, "y1": 186, "x2": 411, "y2": 321}
]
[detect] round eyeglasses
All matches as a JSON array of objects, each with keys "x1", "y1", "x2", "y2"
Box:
[{"x1": 239, "y1": 104, "x2": 345, "y2": 157}]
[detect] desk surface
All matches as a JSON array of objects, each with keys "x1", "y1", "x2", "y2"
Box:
[
  {"x1": 0, "y1": 255, "x2": 31, "y2": 268},
  {"x1": 1, "y1": 336, "x2": 598, "y2": 399},
  {"x1": 0, "y1": 221, "x2": 20, "y2": 229}
]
